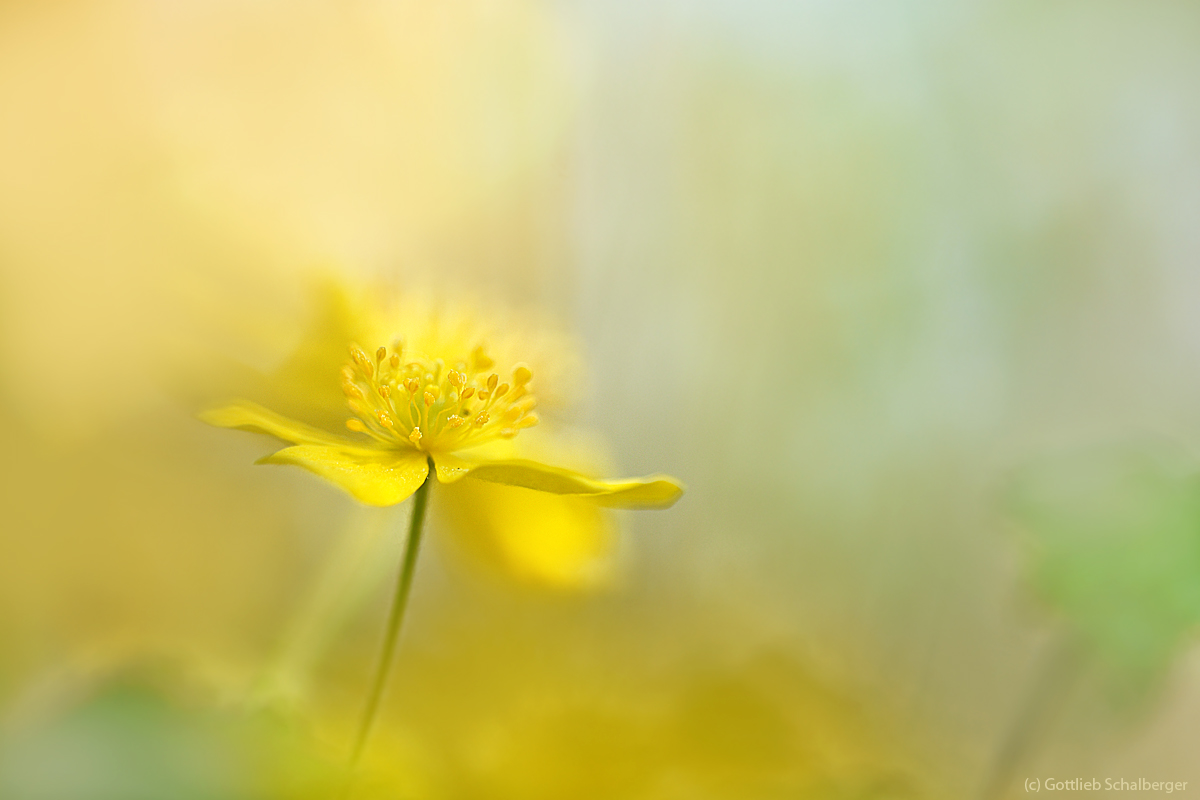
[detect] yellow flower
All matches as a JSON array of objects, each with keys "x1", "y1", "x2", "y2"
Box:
[{"x1": 201, "y1": 281, "x2": 683, "y2": 550}]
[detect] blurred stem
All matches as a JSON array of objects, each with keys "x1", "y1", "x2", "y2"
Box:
[
  {"x1": 348, "y1": 459, "x2": 434, "y2": 768},
  {"x1": 979, "y1": 630, "x2": 1083, "y2": 800},
  {"x1": 253, "y1": 507, "x2": 397, "y2": 708}
]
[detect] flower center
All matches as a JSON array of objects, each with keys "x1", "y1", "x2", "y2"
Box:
[{"x1": 340, "y1": 341, "x2": 538, "y2": 453}]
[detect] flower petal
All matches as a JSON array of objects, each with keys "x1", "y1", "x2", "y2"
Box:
[
  {"x1": 434, "y1": 480, "x2": 615, "y2": 589},
  {"x1": 260, "y1": 446, "x2": 430, "y2": 506},
  {"x1": 201, "y1": 401, "x2": 366, "y2": 450},
  {"x1": 434, "y1": 456, "x2": 684, "y2": 510}
]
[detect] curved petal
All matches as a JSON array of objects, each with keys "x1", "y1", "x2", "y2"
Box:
[
  {"x1": 201, "y1": 401, "x2": 367, "y2": 450},
  {"x1": 434, "y1": 480, "x2": 615, "y2": 589},
  {"x1": 433, "y1": 453, "x2": 476, "y2": 484},
  {"x1": 260, "y1": 446, "x2": 430, "y2": 506},
  {"x1": 434, "y1": 456, "x2": 684, "y2": 510}
]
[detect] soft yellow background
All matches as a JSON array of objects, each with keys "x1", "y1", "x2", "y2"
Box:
[{"x1": 3, "y1": 1, "x2": 1200, "y2": 798}]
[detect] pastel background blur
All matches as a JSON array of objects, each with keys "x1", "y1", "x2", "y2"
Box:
[{"x1": 4, "y1": 2, "x2": 1200, "y2": 798}]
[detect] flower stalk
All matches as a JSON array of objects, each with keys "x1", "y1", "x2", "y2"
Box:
[{"x1": 348, "y1": 457, "x2": 435, "y2": 767}]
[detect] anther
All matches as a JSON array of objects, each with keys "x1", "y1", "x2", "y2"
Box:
[
  {"x1": 376, "y1": 346, "x2": 387, "y2": 362},
  {"x1": 448, "y1": 370, "x2": 465, "y2": 388},
  {"x1": 447, "y1": 415, "x2": 465, "y2": 428},
  {"x1": 512, "y1": 364, "x2": 533, "y2": 385},
  {"x1": 474, "y1": 411, "x2": 490, "y2": 427},
  {"x1": 487, "y1": 374, "x2": 499, "y2": 392},
  {"x1": 378, "y1": 385, "x2": 391, "y2": 399},
  {"x1": 478, "y1": 391, "x2": 490, "y2": 402},
  {"x1": 342, "y1": 381, "x2": 364, "y2": 400},
  {"x1": 408, "y1": 428, "x2": 423, "y2": 445},
  {"x1": 494, "y1": 383, "x2": 509, "y2": 398},
  {"x1": 377, "y1": 411, "x2": 395, "y2": 429},
  {"x1": 406, "y1": 378, "x2": 421, "y2": 395},
  {"x1": 424, "y1": 391, "x2": 436, "y2": 407},
  {"x1": 390, "y1": 355, "x2": 400, "y2": 368},
  {"x1": 350, "y1": 345, "x2": 374, "y2": 376},
  {"x1": 461, "y1": 387, "x2": 475, "y2": 400},
  {"x1": 515, "y1": 413, "x2": 539, "y2": 429},
  {"x1": 346, "y1": 419, "x2": 368, "y2": 433}
]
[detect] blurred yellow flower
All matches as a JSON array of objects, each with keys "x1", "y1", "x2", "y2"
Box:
[{"x1": 201, "y1": 292, "x2": 683, "y2": 513}]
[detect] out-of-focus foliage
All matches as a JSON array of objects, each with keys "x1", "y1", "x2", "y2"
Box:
[
  {"x1": 330, "y1": 594, "x2": 926, "y2": 800},
  {"x1": 1009, "y1": 446, "x2": 1200, "y2": 688},
  {"x1": 0, "y1": 680, "x2": 337, "y2": 800}
]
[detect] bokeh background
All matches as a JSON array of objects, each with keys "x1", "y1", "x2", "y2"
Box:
[{"x1": 4, "y1": 1, "x2": 1200, "y2": 798}]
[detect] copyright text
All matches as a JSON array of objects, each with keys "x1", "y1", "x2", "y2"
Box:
[{"x1": 1024, "y1": 778, "x2": 1188, "y2": 793}]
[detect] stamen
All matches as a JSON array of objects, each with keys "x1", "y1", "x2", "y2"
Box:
[
  {"x1": 350, "y1": 345, "x2": 374, "y2": 376},
  {"x1": 342, "y1": 341, "x2": 540, "y2": 452}
]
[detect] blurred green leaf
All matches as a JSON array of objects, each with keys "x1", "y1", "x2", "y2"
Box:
[
  {"x1": 1008, "y1": 445, "x2": 1200, "y2": 685},
  {"x1": 0, "y1": 684, "x2": 249, "y2": 800},
  {"x1": 0, "y1": 680, "x2": 337, "y2": 800}
]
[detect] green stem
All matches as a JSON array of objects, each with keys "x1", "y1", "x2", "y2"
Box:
[
  {"x1": 348, "y1": 459, "x2": 434, "y2": 768},
  {"x1": 979, "y1": 631, "x2": 1082, "y2": 800}
]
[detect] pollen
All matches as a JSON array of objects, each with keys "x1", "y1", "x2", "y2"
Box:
[{"x1": 341, "y1": 342, "x2": 540, "y2": 453}]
